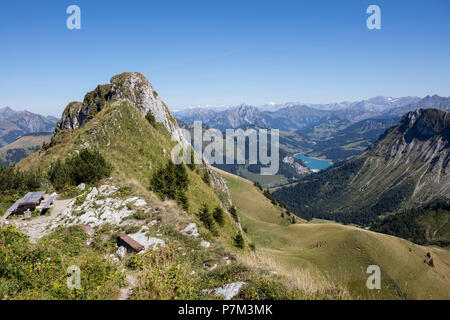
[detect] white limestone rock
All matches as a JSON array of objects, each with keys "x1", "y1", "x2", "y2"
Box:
[
  {"x1": 117, "y1": 246, "x2": 127, "y2": 260},
  {"x1": 181, "y1": 223, "x2": 199, "y2": 237},
  {"x1": 202, "y1": 282, "x2": 247, "y2": 300},
  {"x1": 200, "y1": 240, "x2": 211, "y2": 248}
]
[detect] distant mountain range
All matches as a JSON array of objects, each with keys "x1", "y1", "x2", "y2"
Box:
[
  {"x1": 174, "y1": 95, "x2": 443, "y2": 132},
  {"x1": 0, "y1": 107, "x2": 57, "y2": 147}
]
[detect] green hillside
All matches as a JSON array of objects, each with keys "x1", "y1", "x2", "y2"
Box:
[
  {"x1": 274, "y1": 109, "x2": 450, "y2": 230},
  {"x1": 217, "y1": 168, "x2": 450, "y2": 299},
  {"x1": 0, "y1": 133, "x2": 52, "y2": 166}
]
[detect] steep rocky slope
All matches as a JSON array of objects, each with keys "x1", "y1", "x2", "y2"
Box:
[{"x1": 56, "y1": 72, "x2": 183, "y2": 142}]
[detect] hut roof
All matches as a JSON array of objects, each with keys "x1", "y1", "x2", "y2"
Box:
[{"x1": 119, "y1": 233, "x2": 145, "y2": 252}]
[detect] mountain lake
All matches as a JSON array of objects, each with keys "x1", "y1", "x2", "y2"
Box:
[{"x1": 294, "y1": 153, "x2": 332, "y2": 171}]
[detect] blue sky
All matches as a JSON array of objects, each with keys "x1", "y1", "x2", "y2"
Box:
[{"x1": 0, "y1": 0, "x2": 449, "y2": 116}]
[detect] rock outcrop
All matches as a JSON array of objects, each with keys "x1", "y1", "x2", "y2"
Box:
[{"x1": 57, "y1": 72, "x2": 182, "y2": 141}]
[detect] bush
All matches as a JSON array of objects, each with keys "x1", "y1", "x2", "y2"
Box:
[
  {"x1": 187, "y1": 151, "x2": 196, "y2": 171},
  {"x1": 213, "y1": 207, "x2": 225, "y2": 227},
  {"x1": 229, "y1": 206, "x2": 239, "y2": 222},
  {"x1": 202, "y1": 170, "x2": 210, "y2": 185},
  {"x1": 149, "y1": 160, "x2": 189, "y2": 210},
  {"x1": 233, "y1": 232, "x2": 245, "y2": 249},
  {"x1": 48, "y1": 149, "x2": 112, "y2": 191},
  {"x1": 0, "y1": 166, "x2": 42, "y2": 193},
  {"x1": 197, "y1": 204, "x2": 217, "y2": 235}
]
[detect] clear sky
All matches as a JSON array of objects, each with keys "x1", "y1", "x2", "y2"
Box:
[{"x1": 1, "y1": 0, "x2": 449, "y2": 116}]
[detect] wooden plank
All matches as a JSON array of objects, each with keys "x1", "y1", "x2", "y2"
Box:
[{"x1": 119, "y1": 233, "x2": 144, "y2": 252}]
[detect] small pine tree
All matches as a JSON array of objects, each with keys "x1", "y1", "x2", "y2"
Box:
[
  {"x1": 253, "y1": 181, "x2": 262, "y2": 191},
  {"x1": 187, "y1": 151, "x2": 196, "y2": 170},
  {"x1": 150, "y1": 160, "x2": 189, "y2": 203},
  {"x1": 213, "y1": 206, "x2": 225, "y2": 227},
  {"x1": 202, "y1": 170, "x2": 211, "y2": 185},
  {"x1": 229, "y1": 205, "x2": 239, "y2": 222},
  {"x1": 234, "y1": 232, "x2": 244, "y2": 249},
  {"x1": 198, "y1": 204, "x2": 216, "y2": 235},
  {"x1": 291, "y1": 216, "x2": 296, "y2": 224},
  {"x1": 281, "y1": 212, "x2": 284, "y2": 218},
  {"x1": 176, "y1": 190, "x2": 189, "y2": 211}
]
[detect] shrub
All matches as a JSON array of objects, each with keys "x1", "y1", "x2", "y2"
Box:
[
  {"x1": 197, "y1": 204, "x2": 217, "y2": 235},
  {"x1": 149, "y1": 160, "x2": 189, "y2": 211},
  {"x1": 229, "y1": 206, "x2": 239, "y2": 222},
  {"x1": 187, "y1": 151, "x2": 196, "y2": 171},
  {"x1": 233, "y1": 232, "x2": 245, "y2": 249},
  {"x1": 0, "y1": 166, "x2": 42, "y2": 193},
  {"x1": 202, "y1": 170, "x2": 210, "y2": 185},
  {"x1": 213, "y1": 207, "x2": 225, "y2": 227}
]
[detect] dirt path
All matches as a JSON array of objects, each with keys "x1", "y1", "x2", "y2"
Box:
[
  {"x1": 6, "y1": 198, "x2": 73, "y2": 243},
  {"x1": 118, "y1": 273, "x2": 138, "y2": 300}
]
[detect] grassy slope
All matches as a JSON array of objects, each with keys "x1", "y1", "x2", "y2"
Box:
[
  {"x1": 0, "y1": 133, "x2": 52, "y2": 151},
  {"x1": 0, "y1": 133, "x2": 52, "y2": 166},
  {"x1": 216, "y1": 168, "x2": 450, "y2": 299}
]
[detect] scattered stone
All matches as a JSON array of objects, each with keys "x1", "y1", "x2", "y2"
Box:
[
  {"x1": 77, "y1": 183, "x2": 86, "y2": 191},
  {"x1": 209, "y1": 264, "x2": 218, "y2": 271},
  {"x1": 117, "y1": 246, "x2": 127, "y2": 259},
  {"x1": 129, "y1": 231, "x2": 166, "y2": 252},
  {"x1": 86, "y1": 187, "x2": 98, "y2": 201},
  {"x1": 123, "y1": 197, "x2": 139, "y2": 205},
  {"x1": 202, "y1": 282, "x2": 247, "y2": 300},
  {"x1": 200, "y1": 240, "x2": 211, "y2": 248},
  {"x1": 134, "y1": 199, "x2": 147, "y2": 207},
  {"x1": 181, "y1": 223, "x2": 199, "y2": 237}
]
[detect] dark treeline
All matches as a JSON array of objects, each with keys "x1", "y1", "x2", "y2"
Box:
[
  {"x1": 0, "y1": 166, "x2": 42, "y2": 193},
  {"x1": 371, "y1": 199, "x2": 450, "y2": 247},
  {"x1": 272, "y1": 157, "x2": 415, "y2": 226}
]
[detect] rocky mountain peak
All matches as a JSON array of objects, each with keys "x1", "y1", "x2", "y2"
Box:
[
  {"x1": 401, "y1": 108, "x2": 449, "y2": 138},
  {"x1": 57, "y1": 72, "x2": 182, "y2": 141}
]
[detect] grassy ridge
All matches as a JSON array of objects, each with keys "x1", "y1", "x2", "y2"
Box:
[
  {"x1": 216, "y1": 168, "x2": 450, "y2": 299},
  {"x1": 17, "y1": 100, "x2": 242, "y2": 247}
]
